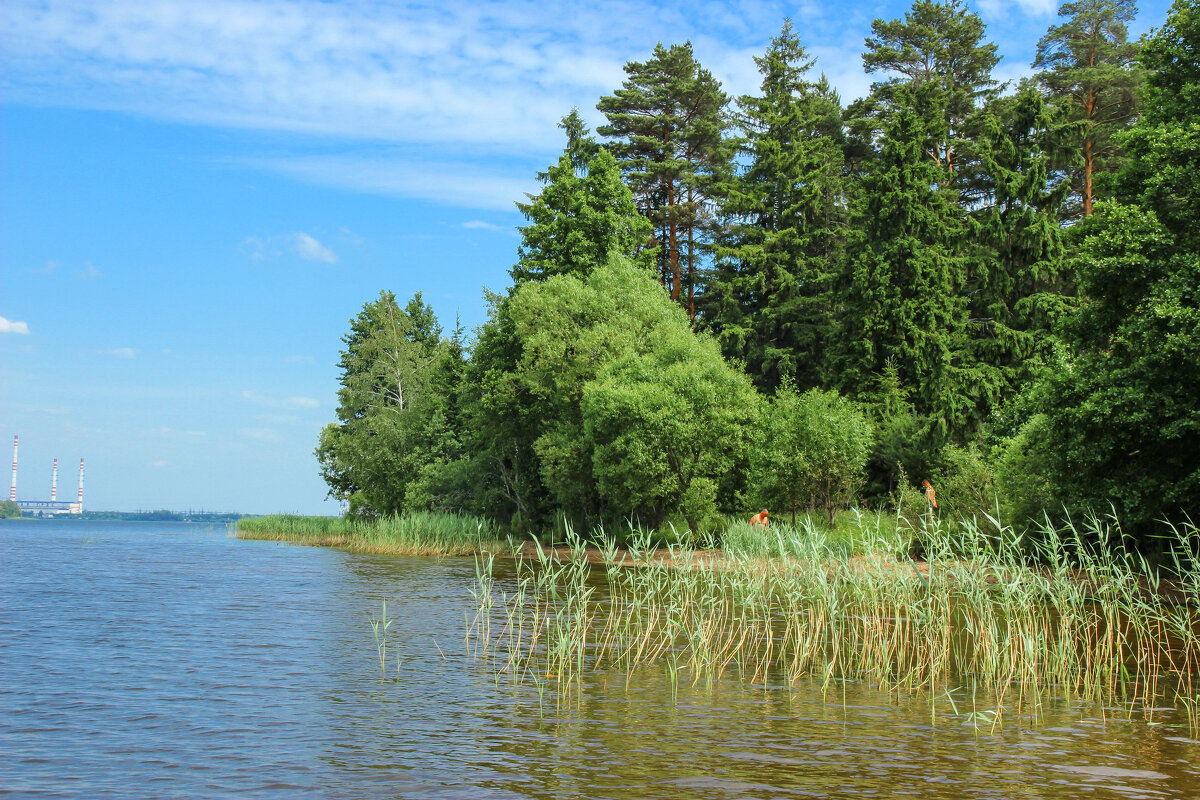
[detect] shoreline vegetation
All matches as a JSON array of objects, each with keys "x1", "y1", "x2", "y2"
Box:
[
  {"x1": 239, "y1": 509, "x2": 1200, "y2": 731},
  {"x1": 235, "y1": 512, "x2": 505, "y2": 557}
]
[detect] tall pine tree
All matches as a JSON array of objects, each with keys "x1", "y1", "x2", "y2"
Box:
[
  {"x1": 597, "y1": 42, "x2": 734, "y2": 319},
  {"x1": 1034, "y1": 0, "x2": 1141, "y2": 218},
  {"x1": 851, "y1": 0, "x2": 1000, "y2": 189}
]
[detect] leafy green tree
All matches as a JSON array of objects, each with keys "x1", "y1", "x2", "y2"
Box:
[
  {"x1": 705, "y1": 21, "x2": 846, "y2": 392},
  {"x1": 753, "y1": 385, "x2": 873, "y2": 527},
  {"x1": 1025, "y1": 0, "x2": 1200, "y2": 539},
  {"x1": 835, "y1": 91, "x2": 972, "y2": 443},
  {"x1": 598, "y1": 42, "x2": 734, "y2": 319},
  {"x1": 459, "y1": 291, "x2": 550, "y2": 531},
  {"x1": 1034, "y1": 0, "x2": 1141, "y2": 218},
  {"x1": 316, "y1": 291, "x2": 452, "y2": 518},
  {"x1": 0, "y1": 499, "x2": 20, "y2": 518},
  {"x1": 582, "y1": 290, "x2": 760, "y2": 533}
]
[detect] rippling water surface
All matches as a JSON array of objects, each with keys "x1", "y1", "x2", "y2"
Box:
[{"x1": 3, "y1": 519, "x2": 1199, "y2": 799}]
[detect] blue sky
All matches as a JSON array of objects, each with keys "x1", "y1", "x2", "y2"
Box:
[{"x1": 0, "y1": 0, "x2": 1174, "y2": 514}]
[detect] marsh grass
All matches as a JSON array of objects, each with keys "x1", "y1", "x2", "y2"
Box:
[
  {"x1": 236, "y1": 511, "x2": 504, "y2": 557},
  {"x1": 467, "y1": 513, "x2": 1200, "y2": 728}
]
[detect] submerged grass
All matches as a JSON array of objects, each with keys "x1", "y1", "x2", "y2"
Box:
[
  {"x1": 467, "y1": 513, "x2": 1200, "y2": 731},
  {"x1": 236, "y1": 511, "x2": 504, "y2": 557}
]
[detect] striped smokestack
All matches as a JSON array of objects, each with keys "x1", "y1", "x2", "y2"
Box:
[
  {"x1": 51, "y1": 458, "x2": 59, "y2": 501},
  {"x1": 77, "y1": 459, "x2": 85, "y2": 507},
  {"x1": 9, "y1": 435, "x2": 16, "y2": 501}
]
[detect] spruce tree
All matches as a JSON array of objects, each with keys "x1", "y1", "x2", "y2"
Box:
[
  {"x1": 597, "y1": 42, "x2": 734, "y2": 319},
  {"x1": 835, "y1": 90, "x2": 970, "y2": 443},
  {"x1": 512, "y1": 113, "x2": 652, "y2": 286},
  {"x1": 1034, "y1": 0, "x2": 1141, "y2": 218},
  {"x1": 968, "y1": 85, "x2": 1071, "y2": 416},
  {"x1": 705, "y1": 21, "x2": 846, "y2": 392}
]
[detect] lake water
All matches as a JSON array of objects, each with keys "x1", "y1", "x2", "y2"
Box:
[{"x1": 3, "y1": 519, "x2": 1199, "y2": 799}]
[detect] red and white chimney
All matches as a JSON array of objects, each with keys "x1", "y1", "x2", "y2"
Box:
[
  {"x1": 9, "y1": 435, "x2": 17, "y2": 501},
  {"x1": 51, "y1": 458, "x2": 59, "y2": 501},
  {"x1": 77, "y1": 459, "x2": 85, "y2": 507}
]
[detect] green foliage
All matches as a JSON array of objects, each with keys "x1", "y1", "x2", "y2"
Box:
[
  {"x1": 836, "y1": 90, "x2": 972, "y2": 442},
  {"x1": 854, "y1": 0, "x2": 999, "y2": 185},
  {"x1": 1036, "y1": 202, "x2": 1200, "y2": 536},
  {"x1": 512, "y1": 142, "x2": 652, "y2": 285},
  {"x1": 862, "y1": 360, "x2": 926, "y2": 498},
  {"x1": 994, "y1": 412, "x2": 1063, "y2": 529},
  {"x1": 1034, "y1": 0, "x2": 1141, "y2": 217},
  {"x1": 705, "y1": 20, "x2": 846, "y2": 392},
  {"x1": 753, "y1": 386, "x2": 873, "y2": 527},
  {"x1": 598, "y1": 41, "x2": 734, "y2": 318},
  {"x1": 316, "y1": 291, "x2": 467, "y2": 518},
  {"x1": 930, "y1": 444, "x2": 997, "y2": 524},
  {"x1": 0, "y1": 499, "x2": 21, "y2": 518},
  {"x1": 584, "y1": 312, "x2": 760, "y2": 534}
]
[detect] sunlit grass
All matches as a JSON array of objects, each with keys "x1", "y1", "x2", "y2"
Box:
[{"x1": 236, "y1": 511, "x2": 504, "y2": 557}]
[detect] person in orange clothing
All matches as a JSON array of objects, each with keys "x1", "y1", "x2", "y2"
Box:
[
  {"x1": 922, "y1": 480, "x2": 938, "y2": 510},
  {"x1": 749, "y1": 509, "x2": 769, "y2": 529}
]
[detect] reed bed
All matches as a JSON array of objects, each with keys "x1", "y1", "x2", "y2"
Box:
[
  {"x1": 236, "y1": 511, "x2": 504, "y2": 556},
  {"x1": 467, "y1": 514, "x2": 1200, "y2": 729}
]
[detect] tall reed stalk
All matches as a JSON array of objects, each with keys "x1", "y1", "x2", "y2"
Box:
[{"x1": 468, "y1": 515, "x2": 1200, "y2": 726}]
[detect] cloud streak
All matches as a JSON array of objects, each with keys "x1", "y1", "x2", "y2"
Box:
[
  {"x1": 290, "y1": 232, "x2": 337, "y2": 264},
  {"x1": 2, "y1": 0, "x2": 1072, "y2": 208},
  {"x1": 0, "y1": 316, "x2": 31, "y2": 335}
]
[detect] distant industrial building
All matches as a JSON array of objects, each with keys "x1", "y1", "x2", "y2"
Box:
[{"x1": 9, "y1": 435, "x2": 85, "y2": 516}]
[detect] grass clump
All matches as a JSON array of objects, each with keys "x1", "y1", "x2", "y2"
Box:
[{"x1": 236, "y1": 511, "x2": 503, "y2": 557}]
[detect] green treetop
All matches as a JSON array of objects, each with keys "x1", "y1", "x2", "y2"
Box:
[
  {"x1": 704, "y1": 20, "x2": 846, "y2": 393},
  {"x1": 598, "y1": 42, "x2": 734, "y2": 319},
  {"x1": 1035, "y1": 0, "x2": 1142, "y2": 218},
  {"x1": 853, "y1": 0, "x2": 1000, "y2": 186}
]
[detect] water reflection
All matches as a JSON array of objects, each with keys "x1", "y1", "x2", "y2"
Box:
[{"x1": 2, "y1": 519, "x2": 1197, "y2": 799}]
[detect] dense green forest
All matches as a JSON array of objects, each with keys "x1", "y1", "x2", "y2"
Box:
[{"x1": 316, "y1": 0, "x2": 1199, "y2": 549}]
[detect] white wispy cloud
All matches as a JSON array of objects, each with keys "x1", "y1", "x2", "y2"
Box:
[
  {"x1": 463, "y1": 220, "x2": 505, "y2": 231},
  {"x1": 238, "y1": 427, "x2": 279, "y2": 441},
  {"x1": 0, "y1": 316, "x2": 31, "y2": 335},
  {"x1": 1, "y1": 0, "x2": 1069, "y2": 207},
  {"x1": 106, "y1": 347, "x2": 136, "y2": 359},
  {"x1": 290, "y1": 231, "x2": 337, "y2": 264}
]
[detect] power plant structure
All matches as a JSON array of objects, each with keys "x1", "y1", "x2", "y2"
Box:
[{"x1": 8, "y1": 435, "x2": 85, "y2": 516}]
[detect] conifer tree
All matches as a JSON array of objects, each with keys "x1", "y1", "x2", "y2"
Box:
[
  {"x1": 967, "y1": 85, "x2": 1071, "y2": 414},
  {"x1": 851, "y1": 0, "x2": 1000, "y2": 187},
  {"x1": 512, "y1": 114, "x2": 652, "y2": 286},
  {"x1": 597, "y1": 42, "x2": 734, "y2": 319},
  {"x1": 1034, "y1": 0, "x2": 1141, "y2": 217},
  {"x1": 835, "y1": 90, "x2": 971, "y2": 443},
  {"x1": 705, "y1": 21, "x2": 846, "y2": 393}
]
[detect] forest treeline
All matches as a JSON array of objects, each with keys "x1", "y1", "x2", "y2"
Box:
[{"x1": 316, "y1": 0, "x2": 1199, "y2": 549}]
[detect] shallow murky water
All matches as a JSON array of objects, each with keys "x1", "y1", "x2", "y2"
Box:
[{"x1": 2, "y1": 519, "x2": 1198, "y2": 798}]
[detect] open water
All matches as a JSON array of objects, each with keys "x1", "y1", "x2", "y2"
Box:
[{"x1": 2, "y1": 518, "x2": 1199, "y2": 799}]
